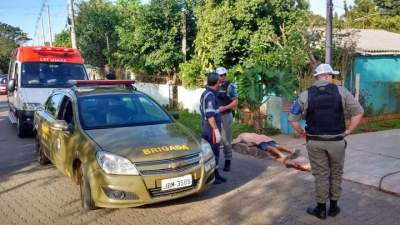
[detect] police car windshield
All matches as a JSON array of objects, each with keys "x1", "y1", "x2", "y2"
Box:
[
  {"x1": 21, "y1": 62, "x2": 87, "y2": 88},
  {"x1": 78, "y1": 93, "x2": 172, "y2": 130}
]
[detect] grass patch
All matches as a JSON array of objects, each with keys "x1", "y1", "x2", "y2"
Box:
[
  {"x1": 353, "y1": 119, "x2": 400, "y2": 134},
  {"x1": 169, "y1": 109, "x2": 280, "y2": 138}
]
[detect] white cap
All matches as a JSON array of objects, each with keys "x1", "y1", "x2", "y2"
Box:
[
  {"x1": 216, "y1": 67, "x2": 227, "y2": 75},
  {"x1": 313, "y1": 64, "x2": 339, "y2": 77}
]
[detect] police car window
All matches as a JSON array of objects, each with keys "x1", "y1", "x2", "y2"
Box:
[
  {"x1": 45, "y1": 94, "x2": 64, "y2": 117},
  {"x1": 78, "y1": 93, "x2": 171, "y2": 129},
  {"x1": 59, "y1": 98, "x2": 74, "y2": 125}
]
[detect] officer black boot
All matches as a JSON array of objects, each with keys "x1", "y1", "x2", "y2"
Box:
[
  {"x1": 223, "y1": 160, "x2": 231, "y2": 172},
  {"x1": 213, "y1": 169, "x2": 227, "y2": 184},
  {"x1": 328, "y1": 200, "x2": 341, "y2": 217},
  {"x1": 306, "y1": 203, "x2": 327, "y2": 219}
]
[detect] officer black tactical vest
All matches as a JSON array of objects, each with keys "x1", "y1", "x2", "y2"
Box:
[
  {"x1": 305, "y1": 83, "x2": 345, "y2": 135},
  {"x1": 217, "y1": 81, "x2": 232, "y2": 113}
]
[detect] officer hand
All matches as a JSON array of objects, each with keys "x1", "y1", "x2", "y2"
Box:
[
  {"x1": 213, "y1": 129, "x2": 222, "y2": 144},
  {"x1": 344, "y1": 129, "x2": 351, "y2": 136},
  {"x1": 218, "y1": 106, "x2": 226, "y2": 113},
  {"x1": 297, "y1": 129, "x2": 306, "y2": 139}
]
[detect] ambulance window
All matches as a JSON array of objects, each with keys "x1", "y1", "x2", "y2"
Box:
[{"x1": 45, "y1": 94, "x2": 64, "y2": 118}]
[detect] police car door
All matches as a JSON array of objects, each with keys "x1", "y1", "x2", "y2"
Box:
[
  {"x1": 52, "y1": 95, "x2": 77, "y2": 175},
  {"x1": 40, "y1": 93, "x2": 65, "y2": 162}
]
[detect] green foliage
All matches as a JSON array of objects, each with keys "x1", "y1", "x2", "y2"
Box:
[
  {"x1": 354, "y1": 119, "x2": 400, "y2": 134},
  {"x1": 75, "y1": 0, "x2": 122, "y2": 68},
  {"x1": 236, "y1": 63, "x2": 297, "y2": 112},
  {"x1": 345, "y1": 0, "x2": 400, "y2": 33},
  {"x1": 168, "y1": 107, "x2": 278, "y2": 138},
  {"x1": 117, "y1": 0, "x2": 197, "y2": 75},
  {"x1": 54, "y1": 30, "x2": 71, "y2": 48},
  {"x1": 178, "y1": 58, "x2": 205, "y2": 89},
  {"x1": 0, "y1": 22, "x2": 27, "y2": 73}
]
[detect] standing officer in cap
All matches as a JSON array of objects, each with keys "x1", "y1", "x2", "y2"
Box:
[
  {"x1": 289, "y1": 64, "x2": 363, "y2": 219},
  {"x1": 215, "y1": 67, "x2": 239, "y2": 172},
  {"x1": 200, "y1": 72, "x2": 227, "y2": 184}
]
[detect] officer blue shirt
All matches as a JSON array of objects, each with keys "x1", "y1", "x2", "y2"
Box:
[
  {"x1": 200, "y1": 87, "x2": 222, "y2": 139},
  {"x1": 217, "y1": 81, "x2": 238, "y2": 108}
]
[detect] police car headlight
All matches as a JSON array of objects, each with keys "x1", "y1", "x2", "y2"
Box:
[
  {"x1": 96, "y1": 151, "x2": 139, "y2": 175},
  {"x1": 200, "y1": 139, "x2": 214, "y2": 163},
  {"x1": 23, "y1": 103, "x2": 43, "y2": 111}
]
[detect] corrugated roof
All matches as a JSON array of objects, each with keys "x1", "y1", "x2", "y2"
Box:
[{"x1": 349, "y1": 29, "x2": 400, "y2": 55}]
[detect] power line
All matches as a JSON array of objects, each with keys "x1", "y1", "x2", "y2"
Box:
[{"x1": 33, "y1": 0, "x2": 47, "y2": 46}]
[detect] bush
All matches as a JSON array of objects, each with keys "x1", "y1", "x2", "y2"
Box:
[{"x1": 178, "y1": 58, "x2": 205, "y2": 89}]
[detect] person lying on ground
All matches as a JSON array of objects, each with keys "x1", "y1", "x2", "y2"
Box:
[{"x1": 232, "y1": 132, "x2": 310, "y2": 171}]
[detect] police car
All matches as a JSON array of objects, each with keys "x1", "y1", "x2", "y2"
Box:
[{"x1": 34, "y1": 80, "x2": 216, "y2": 209}]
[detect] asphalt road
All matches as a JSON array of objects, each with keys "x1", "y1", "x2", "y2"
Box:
[{"x1": 0, "y1": 95, "x2": 399, "y2": 225}]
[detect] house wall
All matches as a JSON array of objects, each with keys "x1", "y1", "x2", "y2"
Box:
[{"x1": 347, "y1": 55, "x2": 400, "y2": 115}]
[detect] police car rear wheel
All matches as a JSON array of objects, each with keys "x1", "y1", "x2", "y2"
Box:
[
  {"x1": 79, "y1": 165, "x2": 96, "y2": 210},
  {"x1": 36, "y1": 137, "x2": 50, "y2": 165}
]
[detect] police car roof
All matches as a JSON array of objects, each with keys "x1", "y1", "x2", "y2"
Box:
[{"x1": 70, "y1": 80, "x2": 137, "y2": 97}]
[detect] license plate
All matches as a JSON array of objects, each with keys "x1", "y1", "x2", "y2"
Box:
[{"x1": 161, "y1": 174, "x2": 192, "y2": 191}]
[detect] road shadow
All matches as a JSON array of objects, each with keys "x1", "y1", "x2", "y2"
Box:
[{"x1": 0, "y1": 106, "x2": 39, "y2": 183}]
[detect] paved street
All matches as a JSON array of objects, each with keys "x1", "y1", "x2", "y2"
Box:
[{"x1": 0, "y1": 95, "x2": 399, "y2": 225}]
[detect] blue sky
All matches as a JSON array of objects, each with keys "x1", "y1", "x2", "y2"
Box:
[{"x1": 0, "y1": 0, "x2": 354, "y2": 46}]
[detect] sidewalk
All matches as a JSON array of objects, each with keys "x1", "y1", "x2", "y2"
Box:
[{"x1": 236, "y1": 130, "x2": 400, "y2": 196}]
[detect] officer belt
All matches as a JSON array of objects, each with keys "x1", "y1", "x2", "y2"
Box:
[
  {"x1": 220, "y1": 110, "x2": 232, "y2": 115},
  {"x1": 306, "y1": 135, "x2": 344, "y2": 141}
]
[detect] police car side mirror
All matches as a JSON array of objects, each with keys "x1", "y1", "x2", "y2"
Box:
[
  {"x1": 7, "y1": 79, "x2": 16, "y2": 92},
  {"x1": 170, "y1": 112, "x2": 179, "y2": 120},
  {"x1": 51, "y1": 120, "x2": 69, "y2": 131}
]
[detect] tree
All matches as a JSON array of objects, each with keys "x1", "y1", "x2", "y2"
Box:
[
  {"x1": 117, "y1": 0, "x2": 197, "y2": 76},
  {"x1": 344, "y1": 0, "x2": 400, "y2": 33},
  {"x1": 75, "y1": 0, "x2": 122, "y2": 70},
  {"x1": 374, "y1": 0, "x2": 400, "y2": 15},
  {"x1": 0, "y1": 22, "x2": 27, "y2": 73},
  {"x1": 54, "y1": 30, "x2": 71, "y2": 48}
]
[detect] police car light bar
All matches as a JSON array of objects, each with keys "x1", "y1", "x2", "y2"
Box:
[{"x1": 71, "y1": 80, "x2": 136, "y2": 86}]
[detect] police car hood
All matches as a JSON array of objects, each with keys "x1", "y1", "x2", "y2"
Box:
[{"x1": 85, "y1": 122, "x2": 201, "y2": 162}]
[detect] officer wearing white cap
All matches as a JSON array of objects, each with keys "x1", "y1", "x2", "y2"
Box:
[
  {"x1": 289, "y1": 64, "x2": 364, "y2": 219},
  {"x1": 215, "y1": 67, "x2": 239, "y2": 172},
  {"x1": 200, "y1": 72, "x2": 227, "y2": 184}
]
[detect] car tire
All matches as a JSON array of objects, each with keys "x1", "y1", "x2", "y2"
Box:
[
  {"x1": 79, "y1": 165, "x2": 96, "y2": 210},
  {"x1": 17, "y1": 116, "x2": 30, "y2": 138},
  {"x1": 36, "y1": 137, "x2": 50, "y2": 165}
]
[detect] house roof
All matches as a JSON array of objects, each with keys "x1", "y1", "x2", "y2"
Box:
[{"x1": 349, "y1": 29, "x2": 400, "y2": 55}]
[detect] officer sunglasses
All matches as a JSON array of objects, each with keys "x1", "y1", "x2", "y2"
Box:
[{"x1": 219, "y1": 74, "x2": 226, "y2": 77}]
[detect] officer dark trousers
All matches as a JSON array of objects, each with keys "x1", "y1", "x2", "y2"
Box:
[{"x1": 203, "y1": 136, "x2": 220, "y2": 167}]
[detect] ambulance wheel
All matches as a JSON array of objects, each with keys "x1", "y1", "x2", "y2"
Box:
[
  {"x1": 79, "y1": 165, "x2": 96, "y2": 210},
  {"x1": 17, "y1": 116, "x2": 31, "y2": 138}
]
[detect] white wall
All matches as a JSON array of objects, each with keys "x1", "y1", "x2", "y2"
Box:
[
  {"x1": 177, "y1": 86, "x2": 205, "y2": 113},
  {"x1": 135, "y1": 82, "x2": 170, "y2": 106},
  {"x1": 136, "y1": 82, "x2": 204, "y2": 113}
]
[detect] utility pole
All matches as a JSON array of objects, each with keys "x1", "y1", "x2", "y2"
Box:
[
  {"x1": 41, "y1": 16, "x2": 46, "y2": 46},
  {"x1": 326, "y1": 0, "x2": 333, "y2": 65},
  {"x1": 47, "y1": 5, "x2": 53, "y2": 47},
  {"x1": 67, "y1": 0, "x2": 77, "y2": 49}
]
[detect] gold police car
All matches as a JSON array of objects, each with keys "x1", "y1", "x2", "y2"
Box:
[{"x1": 34, "y1": 80, "x2": 216, "y2": 209}]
